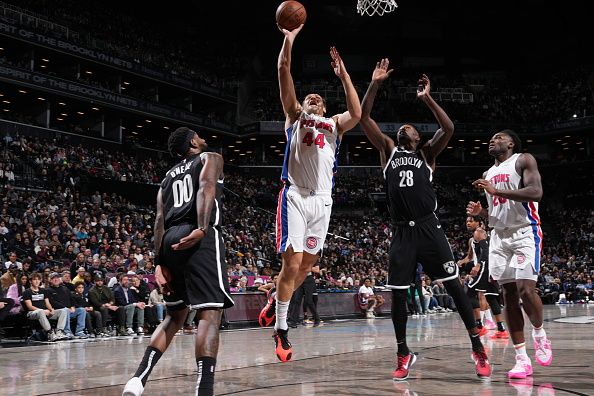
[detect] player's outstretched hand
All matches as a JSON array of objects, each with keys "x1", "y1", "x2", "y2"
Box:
[
  {"x1": 416, "y1": 74, "x2": 431, "y2": 101},
  {"x1": 472, "y1": 178, "x2": 496, "y2": 195},
  {"x1": 466, "y1": 201, "x2": 482, "y2": 216},
  {"x1": 330, "y1": 46, "x2": 349, "y2": 80},
  {"x1": 278, "y1": 23, "x2": 304, "y2": 41},
  {"x1": 372, "y1": 58, "x2": 393, "y2": 82},
  {"x1": 172, "y1": 228, "x2": 205, "y2": 251}
]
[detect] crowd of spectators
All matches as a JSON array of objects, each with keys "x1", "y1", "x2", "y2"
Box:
[
  {"x1": 4, "y1": 0, "x2": 243, "y2": 94},
  {"x1": 0, "y1": 131, "x2": 592, "y2": 340},
  {"x1": 248, "y1": 67, "x2": 593, "y2": 126}
]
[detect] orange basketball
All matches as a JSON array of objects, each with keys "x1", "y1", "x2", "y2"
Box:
[{"x1": 276, "y1": 1, "x2": 307, "y2": 31}]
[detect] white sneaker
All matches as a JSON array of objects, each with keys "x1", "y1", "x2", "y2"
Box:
[
  {"x1": 137, "y1": 326, "x2": 145, "y2": 335},
  {"x1": 508, "y1": 355, "x2": 533, "y2": 379},
  {"x1": 366, "y1": 311, "x2": 375, "y2": 318},
  {"x1": 122, "y1": 377, "x2": 144, "y2": 396},
  {"x1": 126, "y1": 327, "x2": 135, "y2": 336}
]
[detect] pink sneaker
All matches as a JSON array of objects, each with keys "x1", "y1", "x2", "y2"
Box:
[
  {"x1": 508, "y1": 355, "x2": 533, "y2": 379},
  {"x1": 484, "y1": 318, "x2": 497, "y2": 330},
  {"x1": 533, "y1": 336, "x2": 553, "y2": 366},
  {"x1": 471, "y1": 349, "x2": 492, "y2": 378}
]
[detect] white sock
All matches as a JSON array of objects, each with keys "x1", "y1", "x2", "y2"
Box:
[
  {"x1": 274, "y1": 299, "x2": 290, "y2": 331},
  {"x1": 532, "y1": 325, "x2": 546, "y2": 339},
  {"x1": 480, "y1": 310, "x2": 485, "y2": 321},
  {"x1": 514, "y1": 343, "x2": 529, "y2": 358},
  {"x1": 484, "y1": 309, "x2": 493, "y2": 322}
]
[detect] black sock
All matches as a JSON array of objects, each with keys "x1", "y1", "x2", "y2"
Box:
[
  {"x1": 391, "y1": 289, "x2": 410, "y2": 356},
  {"x1": 195, "y1": 356, "x2": 217, "y2": 396},
  {"x1": 476, "y1": 319, "x2": 483, "y2": 329},
  {"x1": 470, "y1": 332, "x2": 484, "y2": 352},
  {"x1": 134, "y1": 346, "x2": 163, "y2": 386},
  {"x1": 497, "y1": 321, "x2": 505, "y2": 332}
]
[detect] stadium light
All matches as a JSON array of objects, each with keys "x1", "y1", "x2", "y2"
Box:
[
  {"x1": 58, "y1": 102, "x2": 66, "y2": 106},
  {"x1": 37, "y1": 97, "x2": 46, "y2": 101},
  {"x1": 572, "y1": 114, "x2": 577, "y2": 118},
  {"x1": 123, "y1": 81, "x2": 130, "y2": 85},
  {"x1": 40, "y1": 65, "x2": 47, "y2": 68},
  {"x1": 60, "y1": 113, "x2": 68, "y2": 116},
  {"x1": 250, "y1": 137, "x2": 257, "y2": 141},
  {"x1": 77, "y1": 111, "x2": 84, "y2": 115},
  {"x1": 145, "y1": 119, "x2": 152, "y2": 123},
  {"x1": 85, "y1": 71, "x2": 93, "y2": 75},
  {"x1": 18, "y1": 90, "x2": 27, "y2": 94},
  {"x1": 41, "y1": 58, "x2": 49, "y2": 62},
  {"x1": 447, "y1": 146, "x2": 453, "y2": 149},
  {"x1": 228, "y1": 145, "x2": 235, "y2": 148},
  {"x1": 2, "y1": 100, "x2": 10, "y2": 104},
  {"x1": 164, "y1": 127, "x2": 170, "y2": 130},
  {"x1": 136, "y1": 125, "x2": 143, "y2": 128},
  {"x1": 458, "y1": 139, "x2": 464, "y2": 142},
  {"x1": 2, "y1": 109, "x2": 9, "y2": 112},
  {"x1": 91, "y1": 107, "x2": 99, "y2": 111}
]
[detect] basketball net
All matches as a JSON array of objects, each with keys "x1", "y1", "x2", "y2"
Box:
[{"x1": 357, "y1": 0, "x2": 398, "y2": 16}]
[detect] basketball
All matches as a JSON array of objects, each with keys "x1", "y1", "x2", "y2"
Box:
[{"x1": 276, "y1": 1, "x2": 307, "y2": 31}]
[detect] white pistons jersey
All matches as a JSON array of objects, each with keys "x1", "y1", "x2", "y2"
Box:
[
  {"x1": 281, "y1": 112, "x2": 340, "y2": 193},
  {"x1": 485, "y1": 153, "x2": 541, "y2": 230}
]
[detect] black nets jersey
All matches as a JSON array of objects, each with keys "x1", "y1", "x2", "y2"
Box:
[
  {"x1": 160, "y1": 153, "x2": 223, "y2": 230},
  {"x1": 383, "y1": 147, "x2": 437, "y2": 222}
]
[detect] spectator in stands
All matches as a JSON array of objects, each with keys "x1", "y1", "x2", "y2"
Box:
[
  {"x1": 431, "y1": 281, "x2": 455, "y2": 311},
  {"x1": 358, "y1": 277, "x2": 384, "y2": 318},
  {"x1": 6, "y1": 273, "x2": 29, "y2": 314},
  {"x1": 4, "y1": 251, "x2": 22, "y2": 270},
  {"x1": 1, "y1": 263, "x2": 18, "y2": 294},
  {"x1": 46, "y1": 272, "x2": 86, "y2": 338},
  {"x1": 71, "y1": 281, "x2": 103, "y2": 337},
  {"x1": 23, "y1": 272, "x2": 68, "y2": 341},
  {"x1": 0, "y1": 294, "x2": 15, "y2": 339},
  {"x1": 149, "y1": 284, "x2": 165, "y2": 323},
  {"x1": 72, "y1": 266, "x2": 86, "y2": 284},
  {"x1": 61, "y1": 270, "x2": 75, "y2": 291},
  {"x1": 88, "y1": 273, "x2": 122, "y2": 335},
  {"x1": 113, "y1": 274, "x2": 145, "y2": 335}
]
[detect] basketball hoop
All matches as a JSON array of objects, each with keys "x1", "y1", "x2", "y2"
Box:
[{"x1": 357, "y1": 0, "x2": 398, "y2": 16}]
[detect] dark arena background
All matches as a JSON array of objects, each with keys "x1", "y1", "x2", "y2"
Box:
[{"x1": 0, "y1": 0, "x2": 592, "y2": 395}]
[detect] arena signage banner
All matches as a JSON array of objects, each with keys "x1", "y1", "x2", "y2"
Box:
[
  {"x1": 0, "y1": 22, "x2": 232, "y2": 99},
  {"x1": 0, "y1": 64, "x2": 234, "y2": 131}
]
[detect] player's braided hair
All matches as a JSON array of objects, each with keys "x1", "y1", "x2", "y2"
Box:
[
  {"x1": 167, "y1": 127, "x2": 195, "y2": 158},
  {"x1": 501, "y1": 129, "x2": 522, "y2": 153}
]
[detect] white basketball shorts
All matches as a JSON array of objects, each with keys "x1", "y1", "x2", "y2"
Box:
[
  {"x1": 276, "y1": 185, "x2": 332, "y2": 255},
  {"x1": 489, "y1": 224, "x2": 543, "y2": 284}
]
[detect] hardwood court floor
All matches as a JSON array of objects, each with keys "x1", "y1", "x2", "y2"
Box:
[{"x1": 1, "y1": 305, "x2": 592, "y2": 396}]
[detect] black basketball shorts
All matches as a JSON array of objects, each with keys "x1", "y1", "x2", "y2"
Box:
[
  {"x1": 468, "y1": 263, "x2": 500, "y2": 296},
  {"x1": 160, "y1": 223, "x2": 234, "y2": 311},
  {"x1": 386, "y1": 215, "x2": 458, "y2": 289}
]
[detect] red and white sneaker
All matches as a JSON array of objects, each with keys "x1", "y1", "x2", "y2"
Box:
[
  {"x1": 471, "y1": 349, "x2": 492, "y2": 378},
  {"x1": 258, "y1": 294, "x2": 276, "y2": 327},
  {"x1": 508, "y1": 355, "x2": 533, "y2": 379},
  {"x1": 490, "y1": 330, "x2": 510, "y2": 340},
  {"x1": 477, "y1": 326, "x2": 489, "y2": 337},
  {"x1": 392, "y1": 352, "x2": 417, "y2": 381},
  {"x1": 273, "y1": 328, "x2": 292, "y2": 362},
  {"x1": 533, "y1": 336, "x2": 553, "y2": 366}
]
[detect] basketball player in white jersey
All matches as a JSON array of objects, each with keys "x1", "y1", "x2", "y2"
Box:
[
  {"x1": 468, "y1": 129, "x2": 552, "y2": 379},
  {"x1": 259, "y1": 24, "x2": 361, "y2": 361}
]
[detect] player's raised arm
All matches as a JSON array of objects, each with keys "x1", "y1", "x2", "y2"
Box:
[
  {"x1": 418, "y1": 74, "x2": 455, "y2": 167},
  {"x1": 360, "y1": 58, "x2": 395, "y2": 163},
  {"x1": 278, "y1": 24, "x2": 304, "y2": 128},
  {"x1": 330, "y1": 47, "x2": 361, "y2": 135},
  {"x1": 172, "y1": 152, "x2": 223, "y2": 251}
]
